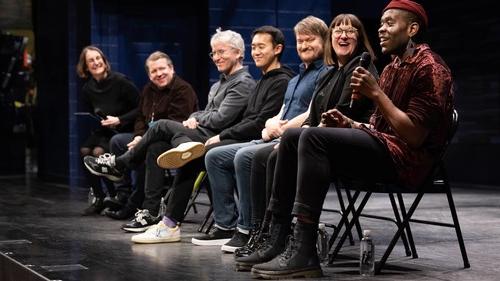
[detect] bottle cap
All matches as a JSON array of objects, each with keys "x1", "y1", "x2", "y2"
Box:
[
  {"x1": 318, "y1": 223, "x2": 326, "y2": 230},
  {"x1": 363, "y1": 229, "x2": 371, "y2": 237}
]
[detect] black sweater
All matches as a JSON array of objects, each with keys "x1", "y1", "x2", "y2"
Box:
[
  {"x1": 219, "y1": 66, "x2": 295, "y2": 141},
  {"x1": 134, "y1": 75, "x2": 198, "y2": 136},
  {"x1": 303, "y1": 55, "x2": 377, "y2": 127},
  {"x1": 81, "y1": 71, "x2": 140, "y2": 132}
]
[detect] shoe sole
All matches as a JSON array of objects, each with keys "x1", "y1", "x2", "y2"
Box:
[
  {"x1": 157, "y1": 143, "x2": 205, "y2": 169},
  {"x1": 191, "y1": 237, "x2": 231, "y2": 246},
  {"x1": 234, "y1": 262, "x2": 253, "y2": 272},
  {"x1": 221, "y1": 244, "x2": 240, "y2": 253},
  {"x1": 122, "y1": 225, "x2": 152, "y2": 233},
  {"x1": 132, "y1": 236, "x2": 181, "y2": 244},
  {"x1": 84, "y1": 161, "x2": 123, "y2": 182},
  {"x1": 250, "y1": 267, "x2": 323, "y2": 279}
]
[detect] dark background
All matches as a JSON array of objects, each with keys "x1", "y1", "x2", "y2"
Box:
[{"x1": 0, "y1": 0, "x2": 498, "y2": 188}]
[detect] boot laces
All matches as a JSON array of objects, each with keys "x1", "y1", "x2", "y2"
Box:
[
  {"x1": 256, "y1": 227, "x2": 276, "y2": 249},
  {"x1": 96, "y1": 153, "x2": 115, "y2": 166},
  {"x1": 279, "y1": 235, "x2": 297, "y2": 262}
]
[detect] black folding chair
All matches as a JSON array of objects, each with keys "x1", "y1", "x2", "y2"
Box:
[
  {"x1": 322, "y1": 185, "x2": 364, "y2": 247},
  {"x1": 328, "y1": 109, "x2": 470, "y2": 274}
]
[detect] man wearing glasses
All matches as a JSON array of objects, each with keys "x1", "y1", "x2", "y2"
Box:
[{"x1": 83, "y1": 29, "x2": 255, "y2": 233}]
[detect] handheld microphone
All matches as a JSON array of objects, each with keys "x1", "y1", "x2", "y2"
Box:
[
  {"x1": 349, "y1": 52, "x2": 371, "y2": 108},
  {"x1": 94, "y1": 108, "x2": 108, "y2": 120}
]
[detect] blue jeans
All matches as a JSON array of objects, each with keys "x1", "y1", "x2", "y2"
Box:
[{"x1": 205, "y1": 140, "x2": 277, "y2": 231}]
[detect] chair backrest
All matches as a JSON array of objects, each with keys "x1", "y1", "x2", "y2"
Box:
[
  {"x1": 431, "y1": 108, "x2": 459, "y2": 165},
  {"x1": 420, "y1": 109, "x2": 458, "y2": 192},
  {"x1": 445, "y1": 109, "x2": 459, "y2": 152}
]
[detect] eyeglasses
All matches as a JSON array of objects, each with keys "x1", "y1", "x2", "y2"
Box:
[
  {"x1": 332, "y1": 27, "x2": 358, "y2": 38},
  {"x1": 209, "y1": 49, "x2": 231, "y2": 59}
]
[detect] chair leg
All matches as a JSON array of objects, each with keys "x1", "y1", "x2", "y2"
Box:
[
  {"x1": 345, "y1": 188, "x2": 363, "y2": 241},
  {"x1": 329, "y1": 191, "x2": 371, "y2": 264},
  {"x1": 335, "y1": 187, "x2": 356, "y2": 246},
  {"x1": 184, "y1": 187, "x2": 201, "y2": 218},
  {"x1": 205, "y1": 216, "x2": 215, "y2": 234},
  {"x1": 396, "y1": 193, "x2": 418, "y2": 258},
  {"x1": 445, "y1": 185, "x2": 470, "y2": 268},
  {"x1": 327, "y1": 190, "x2": 360, "y2": 254},
  {"x1": 198, "y1": 206, "x2": 213, "y2": 233},
  {"x1": 389, "y1": 193, "x2": 412, "y2": 257},
  {"x1": 183, "y1": 171, "x2": 207, "y2": 219},
  {"x1": 376, "y1": 192, "x2": 424, "y2": 274}
]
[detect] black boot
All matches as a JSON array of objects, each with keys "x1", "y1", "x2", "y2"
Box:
[
  {"x1": 82, "y1": 197, "x2": 105, "y2": 216},
  {"x1": 250, "y1": 222, "x2": 322, "y2": 279},
  {"x1": 234, "y1": 222, "x2": 265, "y2": 258},
  {"x1": 234, "y1": 221, "x2": 291, "y2": 272},
  {"x1": 236, "y1": 210, "x2": 273, "y2": 259}
]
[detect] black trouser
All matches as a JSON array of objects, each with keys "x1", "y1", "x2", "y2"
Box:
[
  {"x1": 83, "y1": 168, "x2": 116, "y2": 198},
  {"x1": 164, "y1": 139, "x2": 239, "y2": 222},
  {"x1": 249, "y1": 144, "x2": 278, "y2": 224},
  {"x1": 268, "y1": 127, "x2": 397, "y2": 224},
  {"x1": 125, "y1": 163, "x2": 146, "y2": 210},
  {"x1": 119, "y1": 119, "x2": 210, "y2": 168}
]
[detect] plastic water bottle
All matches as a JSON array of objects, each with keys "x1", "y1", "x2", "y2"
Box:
[
  {"x1": 360, "y1": 229, "x2": 375, "y2": 276},
  {"x1": 317, "y1": 223, "x2": 329, "y2": 262}
]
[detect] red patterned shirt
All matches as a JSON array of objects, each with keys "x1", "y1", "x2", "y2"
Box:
[{"x1": 362, "y1": 44, "x2": 454, "y2": 189}]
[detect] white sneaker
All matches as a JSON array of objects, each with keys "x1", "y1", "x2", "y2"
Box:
[
  {"x1": 157, "y1": 142, "x2": 205, "y2": 169},
  {"x1": 131, "y1": 221, "x2": 181, "y2": 244}
]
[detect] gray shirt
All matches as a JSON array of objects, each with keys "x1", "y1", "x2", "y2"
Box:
[{"x1": 190, "y1": 66, "x2": 255, "y2": 135}]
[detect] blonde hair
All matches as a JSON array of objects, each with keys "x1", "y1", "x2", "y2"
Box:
[
  {"x1": 145, "y1": 51, "x2": 173, "y2": 73},
  {"x1": 294, "y1": 15, "x2": 328, "y2": 40},
  {"x1": 76, "y1": 45, "x2": 111, "y2": 78}
]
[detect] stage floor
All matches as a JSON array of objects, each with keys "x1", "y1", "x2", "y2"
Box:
[{"x1": 0, "y1": 175, "x2": 498, "y2": 281}]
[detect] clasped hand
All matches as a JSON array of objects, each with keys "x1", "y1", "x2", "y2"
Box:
[{"x1": 319, "y1": 109, "x2": 351, "y2": 128}]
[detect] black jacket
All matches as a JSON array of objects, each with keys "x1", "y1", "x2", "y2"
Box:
[
  {"x1": 303, "y1": 55, "x2": 377, "y2": 127},
  {"x1": 219, "y1": 66, "x2": 295, "y2": 141}
]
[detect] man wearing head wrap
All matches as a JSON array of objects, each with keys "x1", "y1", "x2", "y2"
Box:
[{"x1": 251, "y1": 1, "x2": 455, "y2": 279}]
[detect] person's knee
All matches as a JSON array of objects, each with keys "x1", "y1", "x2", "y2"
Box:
[
  {"x1": 80, "y1": 147, "x2": 91, "y2": 157},
  {"x1": 298, "y1": 128, "x2": 333, "y2": 155},
  {"x1": 92, "y1": 147, "x2": 105, "y2": 157},
  {"x1": 148, "y1": 120, "x2": 164, "y2": 134},
  {"x1": 204, "y1": 148, "x2": 219, "y2": 168},
  {"x1": 234, "y1": 149, "x2": 252, "y2": 171},
  {"x1": 109, "y1": 134, "x2": 123, "y2": 149},
  {"x1": 267, "y1": 149, "x2": 278, "y2": 166},
  {"x1": 299, "y1": 127, "x2": 329, "y2": 146},
  {"x1": 154, "y1": 119, "x2": 173, "y2": 131},
  {"x1": 281, "y1": 128, "x2": 303, "y2": 144},
  {"x1": 252, "y1": 146, "x2": 270, "y2": 166}
]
